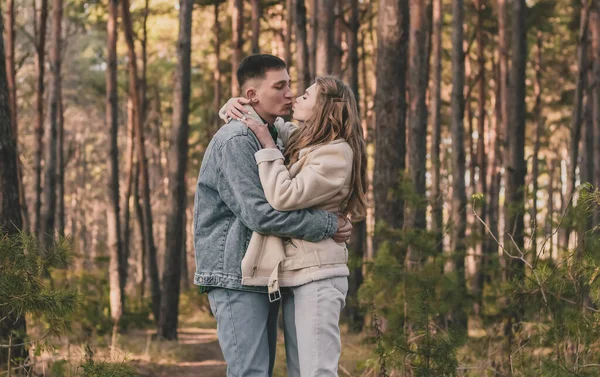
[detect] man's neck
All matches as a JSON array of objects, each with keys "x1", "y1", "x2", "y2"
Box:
[{"x1": 253, "y1": 107, "x2": 276, "y2": 126}]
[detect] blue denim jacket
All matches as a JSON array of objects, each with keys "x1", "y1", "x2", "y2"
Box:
[{"x1": 193, "y1": 120, "x2": 338, "y2": 292}]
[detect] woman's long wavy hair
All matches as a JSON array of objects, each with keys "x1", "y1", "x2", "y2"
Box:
[{"x1": 284, "y1": 76, "x2": 368, "y2": 221}]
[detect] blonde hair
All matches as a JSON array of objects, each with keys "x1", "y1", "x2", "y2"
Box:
[{"x1": 284, "y1": 76, "x2": 368, "y2": 221}]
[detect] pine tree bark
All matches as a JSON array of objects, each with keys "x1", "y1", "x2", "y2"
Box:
[
  {"x1": 347, "y1": 0, "x2": 359, "y2": 101},
  {"x1": 331, "y1": 0, "x2": 343, "y2": 76},
  {"x1": 430, "y1": 0, "x2": 443, "y2": 257},
  {"x1": 406, "y1": 0, "x2": 430, "y2": 264},
  {"x1": 213, "y1": 1, "x2": 223, "y2": 134},
  {"x1": 4, "y1": 0, "x2": 29, "y2": 232},
  {"x1": 121, "y1": 97, "x2": 135, "y2": 291},
  {"x1": 122, "y1": 0, "x2": 161, "y2": 323},
  {"x1": 285, "y1": 0, "x2": 294, "y2": 68},
  {"x1": 40, "y1": 0, "x2": 63, "y2": 247},
  {"x1": 56, "y1": 92, "x2": 65, "y2": 237},
  {"x1": 449, "y1": 0, "x2": 467, "y2": 329},
  {"x1": 251, "y1": 0, "x2": 260, "y2": 53},
  {"x1": 295, "y1": 0, "x2": 311, "y2": 92},
  {"x1": 561, "y1": 3, "x2": 590, "y2": 249},
  {"x1": 0, "y1": 9, "x2": 27, "y2": 367},
  {"x1": 315, "y1": 0, "x2": 334, "y2": 76},
  {"x1": 158, "y1": 0, "x2": 193, "y2": 340},
  {"x1": 106, "y1": 0, "x2": 124, "y2": 323},
  {"x1": 309, "y1": 0, "x2": 318, "y2": 79},
  {"x1": 33, "y1": 0, "x2": 49, "y2": 237},
  {"x1": 531, "y1": 31, "x2": 543, "y2": 250},
  {"x1": 373, "y1": 0, "x2": 409, "y2": 248},
  {"x1": 472, "y1": 0, "x2": 487, "y2": 316},
  {"x1": 593, "y1": 0, "x2": 600, "y2": 228},
  {"x1": 231, "y1": 0, "x2": 244, "y2": 96}
]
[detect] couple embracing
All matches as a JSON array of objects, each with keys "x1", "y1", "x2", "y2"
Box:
[{"x1": 193, "y1": 53, "x2": 367, "y2": 377}]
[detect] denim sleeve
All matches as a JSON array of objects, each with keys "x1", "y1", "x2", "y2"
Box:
[{"x1": 216, "y1": 134, "x2": 337, "y2": 242}]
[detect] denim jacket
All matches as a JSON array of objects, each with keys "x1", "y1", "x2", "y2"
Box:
[{"x1": 193, "y1": 120, "x2": 338, "y2": 292}]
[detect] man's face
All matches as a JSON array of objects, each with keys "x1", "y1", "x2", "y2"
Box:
[{"x1": 247, "y1": 69, "x2": 294, "y2": 119}]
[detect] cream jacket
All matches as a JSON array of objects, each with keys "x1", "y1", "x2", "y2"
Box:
[{"x1": 218, "y1": 104, "x2": 352, "y2": 298}]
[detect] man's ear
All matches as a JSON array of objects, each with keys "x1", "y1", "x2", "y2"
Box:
[{"x1": 244, "y1": 87, "x2": 259, "y2": 104}]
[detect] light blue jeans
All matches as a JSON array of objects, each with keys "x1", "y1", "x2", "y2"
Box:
[
  {"x1": 208, "y1": 288, "x2": 280, "y2": 377},
  {"x1": 282, "y1": 276, "x2": 348, "y2": 377}
]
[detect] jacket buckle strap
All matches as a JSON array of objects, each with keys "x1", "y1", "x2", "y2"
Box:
[{"x1": 268, "y1": 260, "x2": 282, "y2": 302}]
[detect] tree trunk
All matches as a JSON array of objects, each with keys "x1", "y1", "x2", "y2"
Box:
[
  {"x1": 121, "y1": 96, "x2": 136, "y2": 294},
  {"x1": 158, "y1": 0, "x2": 193, "y2": 340},
  {"x1": 406, "y1": 0, "x2": 430, "y2": 264},
  {"x1": 449, "y1": 0, "x2": 467, "y2": 329},
  {"x1": 4, "y1": 0, "x2": 29, "y2": 232},
  {"x1": 593, "y1": 0, "x2": 600, "y2": 228},
  {"x1": 56, "y1": 90, "x2": 65, "y2": 237},
  {"x1": 40, "y1": 0, "x2": 63, "y2": 247},
  {"x1": 347, "y1": 0, "x2": 359, "y2": 101},
  {"x1": 309, "y1": 0, "x2": 318, "y2": 79},
  {"x1": 315, "y1": 0, "x2": 334, "y2": 76},
  {"x1": 430, "y1": 0, "x2": 443, "y2": 257},
  {"x1": 213, "y1": 1, "x2": 223, "y2": 135},
  {"x1": 472, "y1": 0, "x2": 487, "y2": 317},
  {"x1": 285, "y1": 0, "x2": 294, "y2": 67},
  {"x1": 122, "y1": 0, "x2": 161, "y2": 323},
  {"x1": 0, "y1": 9, "x2": 28, "y2": 367},
  {"x1": 231, "y1": 0, "x2": 244, "y2": 96},
  {"x1": 33, "y1": 0, "x2": 49, "y2": 237},
  {"x1": 331, "y1": 0, "x2": 343, "y2": 76},
  {"x1": 251, "y1": 0, "x2": 260, "y2": 53},
  {"x1": 531, "y1": 31, "x2": 543, "y2": 251},
  {"x1": 107, "y1": 0, "x2": 124, "y2": 323},
  {"x1": 373, "y1": 0, "x2": 409, "y2": 248},
  {"x1": 295, "y1": 0, "x2": 311, "y2": 92},
  {"x1": 560, "y1": 3, "x2": 589, "y2": 249},
  {"x1": 547, "y1": 159, "x2": 555, "y2": 257}
]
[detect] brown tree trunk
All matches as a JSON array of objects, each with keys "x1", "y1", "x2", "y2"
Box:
[
  {"x1": 561, "y1": 3, "x2": 590, "y2": 249},
  {"x1": 122, "y1": 0, "x2": 161, "y2": 323},
  {"x1": 547, "y1": 159, "x2": 555, "y2": 257},
  {"x1": 56, "y1": 90, "x2": 65, "y2": 237},
  {"x1": 373, "y1": 0, "x2": 409, "y2": 247},
  {"x1": 231, "y1": 0, "x2": 244, "y2": 96},
  {"x1": 33, "y1": 0, "x2": 49, "y2": 237},
  {"x1": 295, "y1": 0, "x2": 311, "y2": 92},
  {"x1": 213, "y1": 1, "x2": 223, "y2": 134},
  {"x1": 107, "y1": 0, "x2": 124, "y2": 323},
  {"x1": 593, "y1": 0, "x2": 600, "y2": 228},
  {"x1": 449, "y1": 0, "x2": 467, "y2": 330},
  {"x1": 430, "y1": 0, "x2": 443, "y2": 257},
  {"x1": 531, "y1": 31, "x2": 543, "y2": 250},
  {"x1": 121, "y1": 96, "x2": 135, "y2": 292},
  {"x1": 158, "y1": 0, "x2": 193, "y2": 340},
  {"x1": 285, "y1": 0, "x2": 294, "y2": 67},
  {"x1": 309, "y1": 0, "x2": 318, "y2": 79},
  {"x1": 472, "y1": 0, "x2": 487, "y2": 317},
  {"x1": 0, "y1": 10, "x2": 28, "y2": 367},
  {"x1": 3, "y1": 0, "x2": 29, "y2": 232},
  {"x1": 347, "y1": 0, "x2": 359, "y2": 100},
  {"x1": 406, "y1": 0, "x2": 430, "y2": 263},
  {"x1": 251, "y1": 0, "x2": 260, "y2": 53},
  {"x1": 315, "y1": 0, "x2": 334, "y2": 76},
  {"x1": 331, "y1": 0, "x2": 343, "y2": 76},
  {"x1": 40, "y1": 0, "x2": 63, "y2": 247}
]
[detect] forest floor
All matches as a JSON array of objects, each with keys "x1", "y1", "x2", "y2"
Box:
[{"x1": 30, "y1": 309, "x2": 372, "y2": 377}]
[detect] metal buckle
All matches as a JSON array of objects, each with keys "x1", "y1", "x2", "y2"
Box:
[{"x1": 268, "y1": 288, "x2": 281, "y2": 303}]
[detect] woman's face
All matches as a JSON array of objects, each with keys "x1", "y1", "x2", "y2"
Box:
[{"x1": 292, "y1": 84, "x2": 318, "y2": 122}]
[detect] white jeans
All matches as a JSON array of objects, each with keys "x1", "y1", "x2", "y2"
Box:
[{"x1": 282, "y1": 276, "x2": 348, "y2": 377}]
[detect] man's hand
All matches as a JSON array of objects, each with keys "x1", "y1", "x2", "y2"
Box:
[{"x1": 333, "y1": 215, "x2": 352, "y2": 243}]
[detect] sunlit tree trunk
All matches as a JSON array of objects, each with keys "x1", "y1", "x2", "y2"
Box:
[
  {"x1": 158, "y1": 0, "x2": 193, "y2": 340},
  {"x1": 251, "y1": 0, "x2": 260, "y2": 53},
  {"x1": 231, "y1": 0, "x2": 243, "y2": 96},
  {"x1": 40, "y1": 0, "x2": 63, "y2": 247},
  {"x1": 122, "y1": 0, "x2": 161, "y2": 323},
  {"x1": 295, "y1": 0, "x2": 311, "y2": 92},
  {"x1": 315, "y1": 0, "x2": 333, "y2": 75}
]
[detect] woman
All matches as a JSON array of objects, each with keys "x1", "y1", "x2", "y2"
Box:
[{"x1": 221, "y1": 76, "x2": 367, "y2": 377}]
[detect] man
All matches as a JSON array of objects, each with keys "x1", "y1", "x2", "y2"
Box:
[{"x1": 193, "y1": 54, "x2": 352, "y2": 377}]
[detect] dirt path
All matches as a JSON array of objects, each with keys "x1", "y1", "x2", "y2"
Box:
[{"x1": 133, "y1": 328, "x2": 226, "y2": 377}]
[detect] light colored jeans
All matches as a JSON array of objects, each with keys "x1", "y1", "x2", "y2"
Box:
[
  {"x1": 282, "y1": 276, "x2": 348, "y2": 377},
  {"x1": 208, "y1": 288, "x2": 280, "y2": 377}
]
